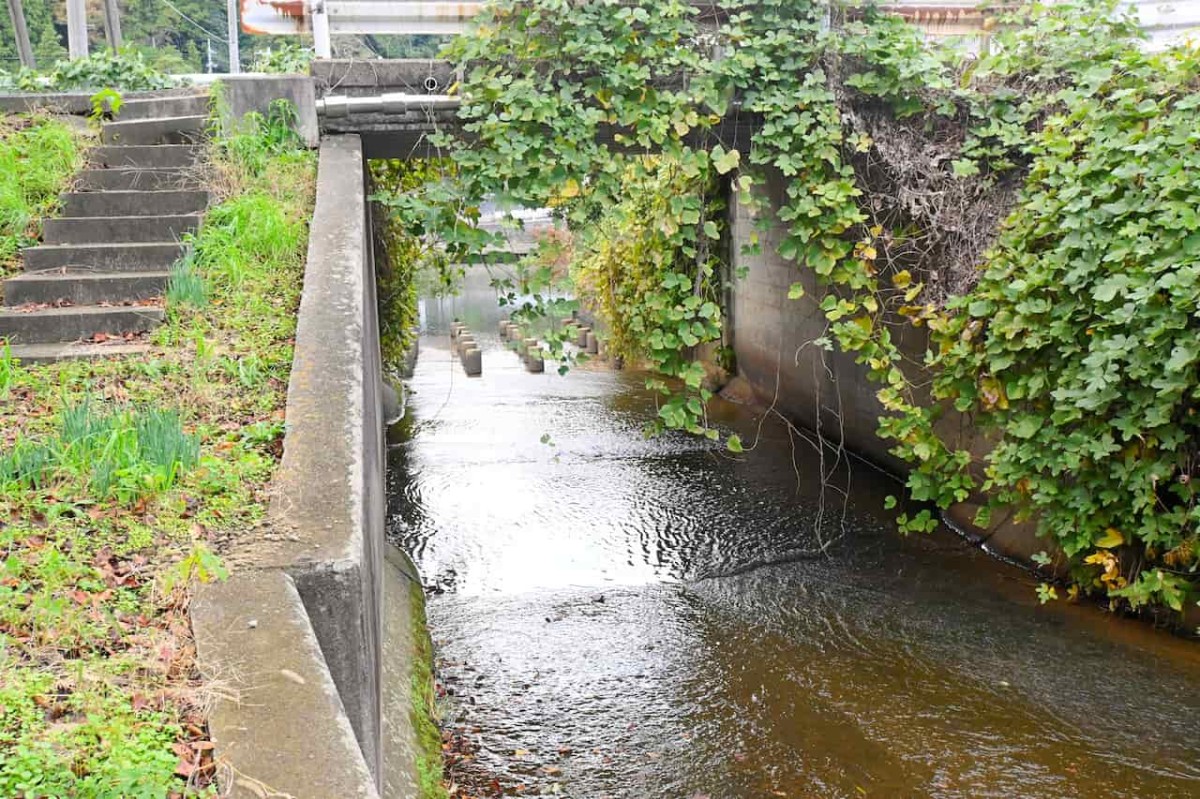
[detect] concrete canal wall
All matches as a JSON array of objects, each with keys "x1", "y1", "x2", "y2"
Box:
[
  {"x1": 727, "y1": 169, "x2": 1045, "y2": 564},
  {"x1": 193, "y1": 135, "x2": 427, "y2": 797}
]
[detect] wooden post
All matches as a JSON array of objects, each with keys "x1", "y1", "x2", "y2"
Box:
[
  {"x1": 226, "y1": 0, "x2": 240, "y2": 73},
  {"x1": 5, "y1": 0, "x2": 35, "y2": 68},
  {"x1": 66, "y1": 0, "x2": 88, "y2": 58},
  {"x1": 102, "y1": 0, "x2": 122, "y2": 50}
]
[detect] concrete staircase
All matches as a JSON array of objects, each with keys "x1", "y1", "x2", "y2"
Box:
[{"x1": 1, "y1": 91, "x2": 210, "y2": 363}]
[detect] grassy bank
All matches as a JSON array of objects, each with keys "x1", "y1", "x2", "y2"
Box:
[
  {"x1": 0, "y1": 115, "x2": 84, "y2": 278},
  {"x1": 0, "y1": 106, "x2": 314, "y2": 797}
]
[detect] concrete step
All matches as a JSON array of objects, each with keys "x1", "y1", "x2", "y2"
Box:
[
  {"x1": 4, "y1": 271, "x2": 169, "y2": 306},
  {"x1": 23, "y1": 242, "x2": 185, "y2": 272},
  {"x1": 102, "y1": 115, "x2": 207, "y2": 146},
  {"x1": 117, "y1": 93, "x2": 209, "y2": 121},
  {"x1": 61, "y1": 190, "x2": 209, "y2": 218},
  {"x1": 42, "y1": 214, "x2": 202, "y2": 245},
  {"x1": 74, "y1": 167, "x2": 203, "y2": 192},
  {"x1": 0, "y1": 305, "x2": 164, "y2": 344},
  {"x1": 90, "y1": 144, "x2": 203, "y2": 169},
  {"x1": 7, "y1": 341, "x2": 150, "y2": 364}
]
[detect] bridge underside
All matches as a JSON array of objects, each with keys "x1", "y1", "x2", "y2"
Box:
[{"x1": 311, "y1": 59, "x2": 757, "y2": 160}]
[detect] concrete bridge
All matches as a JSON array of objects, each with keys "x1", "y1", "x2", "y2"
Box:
[{"x1": 305, "y1": 58, "x2": 760, "y2": 159}]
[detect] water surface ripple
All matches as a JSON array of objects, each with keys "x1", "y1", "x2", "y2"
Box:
[{"x1": 387, "y1": 284, "x2": 1200, "y2": 799}]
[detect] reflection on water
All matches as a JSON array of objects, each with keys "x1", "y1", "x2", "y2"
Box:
[{"x1": 387, "y1": 271, "x2": 1200, "y2": 798}]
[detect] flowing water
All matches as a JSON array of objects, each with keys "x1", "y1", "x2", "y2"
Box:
[{"x1": 387, "y1": 273, "x2": 1200, "y2": 799}]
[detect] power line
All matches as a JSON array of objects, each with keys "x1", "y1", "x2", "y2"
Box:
[{"x1": 160, "y1": 0, "x2": 227, "y2": 43}]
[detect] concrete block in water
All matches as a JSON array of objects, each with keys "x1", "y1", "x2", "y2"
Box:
[
  {"x1": 586, "y1": 331, "x2": 599, "y2": 355},
  {"x1": 575, "y1": 326, "x2": 591, "y2": 348},
  {"x1": 525, "y1": 353, "x2": 545, "y2": 373},
  {"x1": 498, "y1": 319, "x2": 511, "y2": 337},
  {"x1": 462, "y1": 347, "x2": 482, "y2": 376},
  {"x1": 522, "y1": 337, "x2": 539, "y2": 361}
]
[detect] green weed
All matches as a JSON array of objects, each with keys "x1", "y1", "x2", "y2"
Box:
[
  {"x1": 218, "y1": 354, "x2": 264, "y2": 389},
  {"x1": 0, "y1": 402, "x2": 199, "y2": 504},
  {"x1": 0, "y1": 116, "x2": 81, "y2": 273},
  {"x1": 0, "y1": 341, "x2": 15, "y2": 394},
  {"x1": 166, "y1": 251, "x2": 209, "y2": 308}
]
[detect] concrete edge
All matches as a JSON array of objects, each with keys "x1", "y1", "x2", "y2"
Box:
[
  {"x1": 0, "y1": 88, "x2": 205, "y2": 116},
  {"x1": 382, "y1": 544, "x2": 429, "y2": 799},
  {"x1": 192, "y1": 571, "x2": 380, "y2": 799},
  {"x1": 194, "y1": 135, "x2": 387, "y2": 797}
]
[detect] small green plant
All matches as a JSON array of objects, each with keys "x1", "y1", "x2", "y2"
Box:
[
  {"x1": 0, "y1": 341, "x2": 16, "y2": 394},
  {"x1": 159, "y1": 541, "x2": 228, "y2": 594},
  {"x1": 165, "y1": 252, "x2": 209, "y2": 308},
  {"x1": 88, "y1": 87, "x2": 124, "y2": 125},
  {"x1": 218, "y1": 354, "x2": 264, "y2": 389}
]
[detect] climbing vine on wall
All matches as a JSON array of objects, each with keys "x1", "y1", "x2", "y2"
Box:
[
  {"x1": 442, "y1": 0, "x2": 736, "y2": 438},
  {"x1": 370, "y1": 158, "x2": 496, "y2": 366},
  {"x1": 426, "y1": 0, "x2": 1200, "y2": 616}
]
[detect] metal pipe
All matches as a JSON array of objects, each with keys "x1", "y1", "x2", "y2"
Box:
[{"x1": 316, "y1": 93, "x2": 461, "y2": 117}]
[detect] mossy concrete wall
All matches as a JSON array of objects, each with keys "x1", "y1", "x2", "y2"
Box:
[{"x1": 728, "y1": 168, "x2": 1045, "y2": 564}]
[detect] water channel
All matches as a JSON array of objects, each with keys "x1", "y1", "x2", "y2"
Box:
[{"x1": 386, "y1": 270, "x2": 1200, "y2": 798}]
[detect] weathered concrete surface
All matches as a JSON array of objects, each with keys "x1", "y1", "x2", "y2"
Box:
[
  {"x1": 192, "y1": 572, "x2": 380, "y2": 799},
  {"x1": 217, "y1": 75, "x2": 319, "y2": 146},
  {"x1": 0, "y1": 87, "x2": 201, "y2": 116},
  {"x1": 267, "y1": 134, "x2": 384, "y2": 777},
  {"x1": 0, "y1": 92, "x2": 94, "y2": 115},
  {"x1": 382, "y1": 545, "x2": 425, "y2": 799},
  {"x1": 194, "y1": 135, "x2": 387, "y2": 796},
  {"x1": 729, "y1": 168, "x2": 1045, "y2": 563},
  {"x1": 311, "y1": 59, "x2": 459, "y2": 97}
]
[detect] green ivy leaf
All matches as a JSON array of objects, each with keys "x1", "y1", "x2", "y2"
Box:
[{"x1": 713, "y1": 146, "x2": 741, "y2": 175}]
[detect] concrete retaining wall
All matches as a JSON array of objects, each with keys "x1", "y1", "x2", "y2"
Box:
[
  {"x1": 218, "y1": 75, "x2": 320, "y2": 147},
  {"x1": 728, "y1": 168, "x2": 1044, "y2": 562},
  {"x1": 194, "y1": 135, "x2": 392, "y2": 797}
]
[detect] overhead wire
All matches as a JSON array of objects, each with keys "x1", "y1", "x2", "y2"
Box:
[{"x1": 160, "y1": 0, "x2": 228, "y2": 43}]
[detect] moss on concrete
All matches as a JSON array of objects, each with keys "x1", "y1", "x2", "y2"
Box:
[{"x1": 408, "y1": 579, "x2": 449, "y2": 799}]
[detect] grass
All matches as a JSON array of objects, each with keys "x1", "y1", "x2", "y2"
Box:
[
  {"x1": 0, "y1": 108, "x2": 315, "y2": 797},
  {"x1": 0, "y1": 115, "x2": 84, "y2": 278},
  {"x1": 0, "y1": 402, "x2": 199, "y2": 502},
  {"x1": 165, "y1": 253, "x2": 209, "y2": 309}
]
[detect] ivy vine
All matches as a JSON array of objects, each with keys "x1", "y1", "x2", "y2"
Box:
[{"x1": 394, "y1": 0, "x2": 1200, "y2": 616}]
